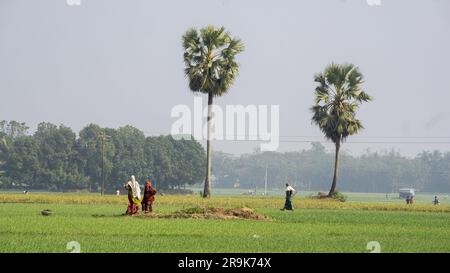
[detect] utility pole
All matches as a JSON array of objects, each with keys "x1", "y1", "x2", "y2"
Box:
[
  {"x1": 264, "y1": 163, "x2": 268, "y2": 196},
  {"x1": 99, "y1": 131, "x2": 110, "y2": 196}
]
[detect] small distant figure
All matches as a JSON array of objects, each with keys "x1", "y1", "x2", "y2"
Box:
[
  {"x1": 385, "y1": 193, "x2": 388, "y2": 200},
  {"x1": 281, "y1": 183, "x2": 296, "y2": 211},
  {"x1": 406, "y1": 194, "x2": 414, "y2": 205},
  {"x1": 125, "y1": 175, "x2": 141, "y2": 216},
  {"x1": 433, "y1": 196, "x2": 440, "y2": 206},
  {"x1": 116, "y1": 189, "x2": 120, "y2": 196},
  {"x1": 141, "y1": 180, "x2": 157, "y2": 213},
  {"x1": 23, "y1": 190, "x2": 28, "y2": 195}
]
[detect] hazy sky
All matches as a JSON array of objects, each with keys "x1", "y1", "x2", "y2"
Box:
[{"x1": 1, "y1": 0, "x2": 450, "y2": 156}]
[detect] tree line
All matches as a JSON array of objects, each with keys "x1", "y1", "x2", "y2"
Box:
[
  {"x1": 0, "y1": 120, "x2": 205, "y2": 192},
  {"x1": 1, "y1": 120, "x2": 449, "y2": 193},
  {"x1": 211, "y1": 142, "x2": 450, "y2": 194}
]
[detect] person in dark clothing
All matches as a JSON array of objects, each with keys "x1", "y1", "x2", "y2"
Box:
[
  {"x1": 406, "y1": 194, "x2": 414, "y2": 205},
  {"x1": 281, "y1": 183, "x2": 296, "y2": 211},
  {"x1": 433, "y1": 195, "x2": 440, "y2": 206},
  {"x1": 141, "y1": 180, "x2": 157, "y2": 213}
]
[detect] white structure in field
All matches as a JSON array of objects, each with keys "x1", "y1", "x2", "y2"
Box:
[{"x1": 398, "y1": 188, "x2": 415, "y2": 198}]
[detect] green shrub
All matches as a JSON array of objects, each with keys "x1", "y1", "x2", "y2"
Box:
[{"x1": 334, "y1": 192, "x2": 347, "y2": 202}]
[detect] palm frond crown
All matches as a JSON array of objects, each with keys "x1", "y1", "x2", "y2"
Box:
[
  {"x1": 182, "y1": 26, "x2": 244, "y2": 97},
  {"x1": 311, "y1": 63, "x2": 372, "y2": 144}
]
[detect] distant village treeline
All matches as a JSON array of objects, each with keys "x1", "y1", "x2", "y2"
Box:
[
  {"x1": 1, "y1": 120, "x2": 449, "y2": 193},
  {"x1": 0, "y1": 120, "x2": 205, "y2": 192},
  {"x1": 211, "y1": 143, "x2": 450, "y2": 194}
]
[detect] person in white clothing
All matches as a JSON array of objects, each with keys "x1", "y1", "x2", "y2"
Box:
[{"x1": 125, "y1": 175, "x2": 141, "y2": 215}]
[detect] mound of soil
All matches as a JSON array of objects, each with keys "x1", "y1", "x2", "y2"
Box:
[{"x1": 139, "y1": 207, "x2": 269, "y2": 220}]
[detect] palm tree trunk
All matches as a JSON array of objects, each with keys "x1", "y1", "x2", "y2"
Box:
[
  {"x1": 328, "y1": 137, "x2": 341, "y2": 197},
  {"x1": 203, "y1": 91, "x2": 213, "y2": 198}
]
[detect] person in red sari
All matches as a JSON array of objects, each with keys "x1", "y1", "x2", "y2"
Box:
[{"x1": 141, "y1": 180, "x2": 157, "y2": 213}]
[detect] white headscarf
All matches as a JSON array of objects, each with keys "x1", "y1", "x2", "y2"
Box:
[
  {"x1": 286, "y1": 185, "x2": 295, "y2": 193},
  {"x1": 127, "y1": 175, "x2": 141, "y2": 200}
]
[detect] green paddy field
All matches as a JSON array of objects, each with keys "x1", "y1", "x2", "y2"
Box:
[{"x1": 0, "y1": 192, "x2": 449, "y2": 253}]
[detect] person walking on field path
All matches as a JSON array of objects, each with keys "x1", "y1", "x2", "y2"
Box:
[
  {"x1": 281, "y1": 183, "x2": 296, "y2": 211},
  {"x1": 125, "y1": 175, "x2": 141, "y2": 215}
]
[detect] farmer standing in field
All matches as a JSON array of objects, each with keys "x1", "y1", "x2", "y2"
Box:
[
  {"x1": 433, "y1": 195, "x2": 440, "y2": 206},
  {"x1": 141, "y1": 179, "x2": 157, "y2": 213},
  {"x1": 125, "y1": 175, "x2": 141, "y2": 215},
  {"x1": 281, "y1": 183, "x2": 296, "y2": 211}
]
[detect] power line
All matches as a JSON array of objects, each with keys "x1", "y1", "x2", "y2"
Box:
[
  {"x1": 276, "y1": 136, "x2": 450, "y2": 139},
  {"x1": 143, "y1": 131, "x2": 450, "y2": 139},
  {"x1": 141, "y1": 131, "x2": 450, "y2": 144},
  {"x1": 216, "y1": 139, "x2": 450, "y2": 145},
  {"x1": 99, "y1": 131, "x2": 111, "y2": 196}
]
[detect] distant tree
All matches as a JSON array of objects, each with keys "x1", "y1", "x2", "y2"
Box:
[
  {"x1": 170, "y1": 136, "x2": 205, "y2": 188},
  {"x1": 109, "y1": 125, "x2": 149, "y2": 190},
  {"x1": 0, "y1": 133, "x2": 8, "y2": 163},
  {"x1": 310, "y1": 63, "x2": 372, "y2": 197},
  {"x1": 34, "y1": 122, "x2": 87, "y2": 191},
  {"x1": 78, "y1": 124, "x2": 114, "y2": 192},
  {"x1": 0, "y1": 120, "x2": 29, "y2": 138},
  {"x1": 182, "y1": 26, "x2": 244, "y2": 197},
  {"x1": 212, "y1": 151, "x2": 236, "y2": 188},
  {"x1": 418, "y1": 151, "x2": 450, "y2": 193},
  {"x1": 143, "y1": 135, "x2": 205, "y2": 190},
  {"x1": 149, "y1": 135, "x2": 177, "y2": 189},
  {"x1": 1, "y1": 136, "x2": 39, "y2": 188}
]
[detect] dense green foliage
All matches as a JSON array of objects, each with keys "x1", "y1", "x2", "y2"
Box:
[
  {"x1": 211, "y1": 144, "x2": 450, "y2": 193},
  {"x1": 182, "y1": 26, "x2": 244, "y2": 97},
  {"x1": 1, "y1": 120, "x2": 450, "y2": 194},
  {"x1": 0, "y1": 121, "x2": 205, "y2": 192}
]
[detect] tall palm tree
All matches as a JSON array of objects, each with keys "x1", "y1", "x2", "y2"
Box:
[
  {"x1": 182, "y1": 26, "x2": 244, "y2": 198},
  {"x1": 311, "y1": 63, "x2": 372, "y2": 197}
]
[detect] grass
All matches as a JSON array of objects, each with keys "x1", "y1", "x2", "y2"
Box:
[
  {"x1": 188, "y1": 187, "x2": 450, "y2": 205},
  {"x1": 1, "y1": 193, "x2": 449, "y2": 213},
  {"x1": 0, "y1": 193, "x2": 449, "y2": 253}
]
